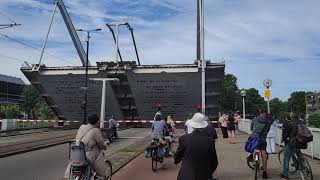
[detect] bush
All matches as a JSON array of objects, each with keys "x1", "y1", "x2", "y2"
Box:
[
  {"x1": 308, "y1": 113, "x2": 320, "y2": 128},
  {"x1": 0, "y1": 105, "x2": 21, "y2": 119}
]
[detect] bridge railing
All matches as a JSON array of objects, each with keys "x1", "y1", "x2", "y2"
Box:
[{"x1": 239, "y1": 119, "x2": 320, "y2": 159}]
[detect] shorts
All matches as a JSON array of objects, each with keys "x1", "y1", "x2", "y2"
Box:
[{"x1": 257, "y1": 139, "x2": 267, "y2": 151}]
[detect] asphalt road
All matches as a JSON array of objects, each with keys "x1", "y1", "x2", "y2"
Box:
[{"x1": 0, "y1": 128, "x2": 150, "y2": 180}]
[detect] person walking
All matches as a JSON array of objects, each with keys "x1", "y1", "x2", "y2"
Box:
[
  {"x1": 266, "y1": 118, "x2": 278, "y2": 154},
  {"x1": 219, "y1": 113, "x2": 228, "y2": 138},
  {"x1": 250, "y1": 109, "x2": 274, "y2": 179},
  {"x1": 185, "y1": 113, "x2": 194, "y2": 134},
  {"x1": 234, "y1": 112, "x2": 241, "y2": 129},
  {"x1": 204, "y1": 116, "x2": 219, "y2": 180},
  {"x1": 174, "y1": 113, "x2": 218, "y2": 180},
  {"x1": 108, "y1": 116, "x2": 119, "y2": 139},
  {"x1": 279, "y1": 112, "x2": 307, "y2": 179},
  {"x1": 227, "y1": 112, "x2": 236, "y2": 144}
]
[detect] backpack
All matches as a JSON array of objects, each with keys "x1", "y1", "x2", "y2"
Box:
[
  {"x1": 245, "y1": 134, "x2": 261, "y2": 153},
  {"x1": 296, "y1": 123, "x2": 313, "y2": 144}
]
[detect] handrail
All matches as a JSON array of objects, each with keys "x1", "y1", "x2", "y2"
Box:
[{"x1": 239, "y1": 119, "x2": 320, "y2": 160}]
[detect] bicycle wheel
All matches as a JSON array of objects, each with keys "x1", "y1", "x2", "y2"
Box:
[
  {"x1": 278, "y1": 149, "x2": 298, "y2": 173},
  {"x1": 300, "y1": 157, "x2": 313, "y2": 180},
  {"x1": 104, "y1": 160, "x2": 112, "y2": 180},
  {"x1": 246, "y1": 154, "x2": 255, "y2": 170},
  {"x1": 151, "y1": 150, "x2": 157, "y2": 172}
]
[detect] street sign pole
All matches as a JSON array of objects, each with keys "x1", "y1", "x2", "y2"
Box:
[
  {"x1": 267, "y1": 97, "x2": 270, "y2": 114},
  {"x1": 263, "y1": 79, "x2": 272, "y2": 114}
]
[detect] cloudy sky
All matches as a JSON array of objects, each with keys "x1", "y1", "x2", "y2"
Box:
[{"x1": 0, "y1": 0, "x2": 319, "y2": 100}]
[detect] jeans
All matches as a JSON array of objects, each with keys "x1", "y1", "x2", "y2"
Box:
[{"x1": 282, "y1": 143, "x2": 296, "y2": 177}]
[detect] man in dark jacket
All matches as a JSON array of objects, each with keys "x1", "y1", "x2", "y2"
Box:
[
  {"x1": 250, "y1": 109, "x2": 273, "y2": 179},
  {"x1": 174, "y1": 113, "x2": 218, "y2": 180},
  {"x1": 280, "y1": 112, "x2": 304, "y2": 179}
]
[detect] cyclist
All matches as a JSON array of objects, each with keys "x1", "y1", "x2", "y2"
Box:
[
  {"x1": 250, "y1": 109, "x2": 273, "y2": 179},
  {"x1": 151, "y1": 112, "x2": 168, "y2": 168},
  {"x1": 64, "y1": 114, "x2": 108, "y2": 179},
  {"x1": 279, "y1": 112, "x2": 306, "y2": 179}
]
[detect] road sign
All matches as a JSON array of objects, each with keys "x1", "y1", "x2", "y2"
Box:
[
  {"x1": 263, "y1": 79, "x2": 272, "y2": 88},
  {"x1": 265, "y1": 89, "x2": 271, "y2": 97}
]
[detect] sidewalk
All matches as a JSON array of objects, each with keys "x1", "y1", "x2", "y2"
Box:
[{"x1": 112, "y1": 129, "x2": 320, "y2": 180}]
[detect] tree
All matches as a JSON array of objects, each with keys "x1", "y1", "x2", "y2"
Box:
[
  {"x1": 21, "y1": 85, "x2": 40, "y2": 118},
  {"x1": 0, "y1": 105, "x2": 21, "y2": 119},
  {"x1": 21, "y1": 84, "x2": 55, "y2": 119},
  {"x1": 308, "y1": 113, "x2": 320, "y2": 128},
  {"x1": 287, "y1": 91, "x2": 307, "y2": 117},
  {"x1": 219, "y1": 74, "x2": 240, "y2": 112},
  {"x1": 243, "y1": 88, "x2": 265, "y2": 116},
  {"x1": 270, "y1": 98, "x2": 288, "y2": 120},
  {"x1": 36, "y1": 100, "x2": 55, "y2": 119}
]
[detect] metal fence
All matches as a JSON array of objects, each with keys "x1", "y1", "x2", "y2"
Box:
[{"x1": 239, "y1": 119, "x2": 320, "y2": 159}]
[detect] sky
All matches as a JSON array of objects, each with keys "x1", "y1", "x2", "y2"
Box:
[{"x1": 0, "y1": 0, "x2": 319, "y2": 100}]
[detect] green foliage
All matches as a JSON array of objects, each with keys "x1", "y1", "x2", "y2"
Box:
[
  {"x1": 277, "y1": 111, "x2": 289, "y2": 123},
  {"x1": 36, "y1": 100, "x2": 55, "y2": 119},
  {"x1": 243, "y1": 88, "x2": 265, "y2": 116},
  {"x1": 287, "y1": 91, "x2": 307, "y2": 117},
  {"x1": 21, "y1": 85, "x2": 40, "y2": 118},
  {"x1": 219, "y1": 74, "x2": 241, "y2": 112},
  {"x1": 21, "y1": 84, "x2": 55, "y2": 119},
  {"x1": 270, "y1": 98, "x2": 288, "y2": 121},
  {"x1": 0, "y1": 105, "x2": 21, "y2": 119},
  {"x1": 308, "y1": 113, "x2": 320, "y2": 128}
]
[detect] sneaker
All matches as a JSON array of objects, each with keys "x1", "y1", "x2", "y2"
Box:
[
  {"x1": 262, "y1": 172, "x2": 268, "y2": 179},
  {"x1": 279, "y1": 174, "x2": 289, "y2": 179}
]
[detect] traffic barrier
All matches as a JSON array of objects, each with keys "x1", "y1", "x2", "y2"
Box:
[
  {"x1": 0, "y1": 119, "x2": 218, "y2": 124},
  {"x1": 239, "y1": 119, "x2": 320, "y2": 159}
]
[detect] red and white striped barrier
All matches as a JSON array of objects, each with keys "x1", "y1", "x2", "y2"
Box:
[{"x1": 0, "y1": 119, "x2": 218, "y2": 124}]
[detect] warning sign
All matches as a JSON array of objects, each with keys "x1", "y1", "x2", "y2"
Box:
[{"x1": 265, "y1": 89, "x2": 271, "y2": 98}]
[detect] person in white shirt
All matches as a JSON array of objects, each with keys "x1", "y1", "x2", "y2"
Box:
[
  {"x1": 266, "y1": 119, "x2": 278, "y2": 154},
  {"x1": 185, "y1": 113, "x2": 194, "y2": 134}
]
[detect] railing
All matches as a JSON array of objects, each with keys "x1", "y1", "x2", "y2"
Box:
[{"x1": 239, "y1": 119, "x2": 320, "y2": 159}]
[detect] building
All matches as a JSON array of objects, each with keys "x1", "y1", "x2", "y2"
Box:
[
  {"x1": 0, "y1": 74, "x2": 25, "y2": 105},
  {"x1": 305, "y1": 92, "x2": 320, "y2": 116}
]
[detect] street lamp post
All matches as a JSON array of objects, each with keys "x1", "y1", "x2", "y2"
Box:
[
  {"x1": 240, "y1": 90, "x2": 247, "y2": 120},
  {"x1": 76, "y1": 28, "x2": 101, "y2": 124},
  {"x1": 90, "y1": 78, "x2": 119, "y2": 129},
  {"x1": 106, "y1": 22, "x2": 128, "y2": 63}
]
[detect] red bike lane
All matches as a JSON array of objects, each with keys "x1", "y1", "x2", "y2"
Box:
[{"x1": 112, "y1": 131, "x2": 182, "y2": 180}]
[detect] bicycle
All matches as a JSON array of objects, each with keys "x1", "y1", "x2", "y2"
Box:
[
  {"x1": 69, "y1": 141, "x2": 112, "y2": 180},
  {"x1": 252, "y1": 150, "x2": 261, "y2": 180},
  {"x1": 149, "y1": 139, "x2": 168, "y2": 172},
  {"x1": 278, "y1": 148, "x2": 313, "y2": 180}
]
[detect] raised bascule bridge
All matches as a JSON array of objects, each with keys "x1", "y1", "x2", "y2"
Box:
[{"x1": 20, "y1": 0, "x2": 225, "y2": 123}]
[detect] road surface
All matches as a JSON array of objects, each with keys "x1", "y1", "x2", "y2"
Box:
[{"x1": 0, "y1": 128, "x2": 150, "y2": 180}]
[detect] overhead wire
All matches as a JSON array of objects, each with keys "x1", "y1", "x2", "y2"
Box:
[
  {"x1": 0, "y1": 52, "x2": 25, "y2": 63},
  {"x1": 0, "y1": 11, "x2": 17, "y2": 24},
  {"x1": 0, "y1": 33, "x2": 77, "y2": 65}
]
